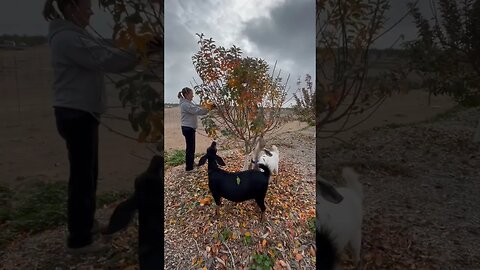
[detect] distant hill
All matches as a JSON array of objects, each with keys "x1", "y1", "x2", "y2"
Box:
[
  {"x1": 165, "y1": 103, "x2": 179, "y2": 108},
  {"x1": 0, "y1": 35, "x2": 47, "y2": 48}
]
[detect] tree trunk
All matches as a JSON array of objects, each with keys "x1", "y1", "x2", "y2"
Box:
[
  {"x1": 251, "y1": 136, "x2": 265, "y2": 171},
  {"x1": 242, "y1": 136, "x2": 265, "y2": 171}
]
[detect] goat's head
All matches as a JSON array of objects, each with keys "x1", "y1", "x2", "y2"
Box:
[{"x1": 198, "y1": 141, "x2": 226, "y2": 167}]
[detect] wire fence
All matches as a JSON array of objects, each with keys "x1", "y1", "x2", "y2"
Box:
[
  {"x1": 0, "y1": 46, "x2": 129, "y2": 127},
  {"x1": 0, "y1": 47, "x2": 53, "y2": 126}
]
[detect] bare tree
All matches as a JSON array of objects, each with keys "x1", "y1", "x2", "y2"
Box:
[{"x1": 316, "y1": 0, "x2": 408, "y2": 139}]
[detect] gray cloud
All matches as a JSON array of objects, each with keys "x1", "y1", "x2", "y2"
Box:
[
  {"x1": 242, "y1": 0, "x2": 314, "y2": 59},
  {"x1": 0, "y1": 0, "x2": 113, "y2": 36},
  {"x1": 241, "y1": 0, "x2": 315, "y2": 88},
  {"x1": 165, "y1": 0, "x2": 316, "y2": 104},
  {"x1": 374, "y1": 0, "x2": 435, "y2": 48},
  {"x1": 164, "y1": 8, "x2": 200, "y2": 99},
  {"x1": 1, "y1": 0, "x2": 438, "y2": 104}
]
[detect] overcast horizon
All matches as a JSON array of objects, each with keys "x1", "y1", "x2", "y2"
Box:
[{"x1": 1, "y1": 0, "x2": 435, "y2": 105}]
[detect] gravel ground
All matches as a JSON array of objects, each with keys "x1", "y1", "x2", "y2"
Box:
[
  {"x1": 317, "y1": 106, "x2": 480, "y2": 269},
  {"x1": 1, "y1": 106, "x2": 478, "y2": 269}
]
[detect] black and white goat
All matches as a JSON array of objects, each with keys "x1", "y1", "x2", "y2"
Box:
[
  {"x1": 101, "y1": 155, "x2": 163, "y2": 269},
  {"x1": 258, "y1": 145, "x2": 279, "y2": 175},
  {"x1": 316, "y1": 167, "x2": 363, "y2": 270},
  {"x1": 198, "y1": 141, "x2": 271, "y2": 221}
]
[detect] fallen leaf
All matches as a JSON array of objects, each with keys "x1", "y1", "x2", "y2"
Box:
[
  {"x1": 216, "y1": 256, "x2": 226, "y2": 266},
  {"x1": 295, "y1": 253, "x2": 303, "y2": 261}
]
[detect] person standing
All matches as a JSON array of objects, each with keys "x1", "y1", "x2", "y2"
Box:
[
  {"x1": 178, "y1": 87, "x2": 211, "y2": 172},
  {"x1": 43, "y1": 0, "x2": 140, "y2": 254}
]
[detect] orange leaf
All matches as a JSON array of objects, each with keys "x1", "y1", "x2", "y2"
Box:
[
  {"x1": 199, "y1": 197, "x2": 212, "y2": 206},
  {"x1": 137, "y1": 130, "x2": 148, "y2": 143},
  {"x1": 295, "y1": 253, "x2": 303, "y2": 261},
  {"x1": 134, "y1": 33, "x2": 154, "y2": 55},
  {"x1": 115, "y1": 30, "x2": 131, "y2": 49}
]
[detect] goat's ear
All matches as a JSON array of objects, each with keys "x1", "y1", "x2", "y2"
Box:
[
  {"x1": 198, "y1": 155, "x2": 207, "y2": 166},
  {"x1": 215, "y1": 155, "x2": 226, "y2": 166},
  {"x1": 317, "y1": 180, "x2": 344, "y2": 204},
  {"x1": 264, "y1": 149, "x2": 273, "y2": 157}
]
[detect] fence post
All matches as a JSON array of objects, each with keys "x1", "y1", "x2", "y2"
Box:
[{"x1": 14, "y1": 53, "x2": 21, "y2": 125}]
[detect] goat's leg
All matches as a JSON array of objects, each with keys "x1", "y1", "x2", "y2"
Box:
[
  {"x1": 213, "y1": 196, "x2": 222, "y2": 218},
  {"x1": 350, "y1": 228, "x2": 362, "y2": 268},
  {"x1": 255, "y1": 197, "x2": 267, "y2": 222}
]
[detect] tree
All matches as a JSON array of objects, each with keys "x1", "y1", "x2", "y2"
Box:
[
  {"x1": 406, "y1": 0, "x2": 480, "y2": 107},
  {"x1": 293, "y1": 74, "x2": 316, "y2": 126},
  {"x1": 98, "y1": 0, "x2": 163, "y2": 145},
  {"x1": 316, "y1": 0, "x2": 408, "y2": 138},
  {"x1": 192, "y1": 34, "x2": 289, "y2": 153}
]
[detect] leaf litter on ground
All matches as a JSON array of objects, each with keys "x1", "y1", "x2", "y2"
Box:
[{"x1": 164, "y1": 149, "x2": 316, "y2": 270}]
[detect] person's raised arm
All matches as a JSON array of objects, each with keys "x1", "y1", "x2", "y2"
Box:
[
  {"x1": 55, "y1": 32, "x2": 140, "y2": 73},
  {"x1": 183, "y1": 102, "x2": 209, "y2": 115}
]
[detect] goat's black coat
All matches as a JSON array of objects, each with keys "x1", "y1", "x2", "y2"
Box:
[
  {"x1": 102, "y1": 155, "x2": 163, "y2": 270},
  {"x1": 316, "y1": 227, "x2": 338, "y2": 270},
  {"x1": 198, "y1": 142, "x2": 270, "y2": 214}
]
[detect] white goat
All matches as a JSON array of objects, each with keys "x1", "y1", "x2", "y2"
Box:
[
  {"x1": 258, "y1": 145, "x2": 279, "y2": 175},
  {"x1": 242, "y1": 137, "x2": 266, "y2": 171},
  {"x1": 316, "y1": 167, "x2": 363, "y2": 270}
]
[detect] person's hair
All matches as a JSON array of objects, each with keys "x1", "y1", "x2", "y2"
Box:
[
  {"x1": 43, "y1": 0, "x2": 79, "y2": 21},
  {"x1": 178, "y1": 87, "x2": 192, "y2": 99}
]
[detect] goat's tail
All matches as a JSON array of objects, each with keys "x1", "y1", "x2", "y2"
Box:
[
  {"x1": 258, "y1": 163, "x2": 271, "y2": 178},
  {"x1": 101, "y1": 195, "x2": 137, "y2": 235},
  {"x1": 342, "y1": 167, "x2": 363, "y2": 199},
  {"x1": 316, "y1": 227, "x2": 338, "y2": 270}
]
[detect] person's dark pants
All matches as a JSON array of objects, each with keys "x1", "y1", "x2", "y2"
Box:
[
  {"x1": 54, "y1": 107, "x2": 99, "y2": 248},
  {"x1": 181, "y1": 126, "x2": 195, "y2": 171}
]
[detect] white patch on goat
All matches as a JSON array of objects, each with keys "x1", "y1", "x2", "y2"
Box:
[
  {"x1": 258, "y1": 145, "x2": 279, "y2": 175},
  {"x1": 317, "y1": 167, "x2": 363, "y2": 266}
]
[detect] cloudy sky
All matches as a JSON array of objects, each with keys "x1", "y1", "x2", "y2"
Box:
[
  {"x1": 1, "y1": 0, "x2": 434, "y2": 104},
  {"x1": 164, "y1": 0, "x2": 316, "y2": 105},
  {"x1": 0, "y1": 1, "x2": 114, "y2": 37}
]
